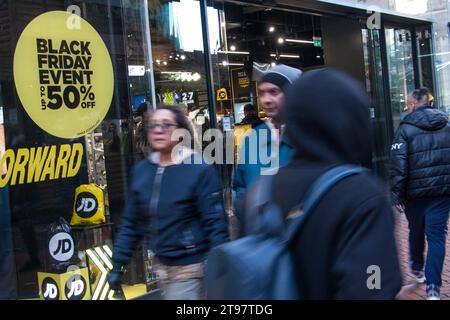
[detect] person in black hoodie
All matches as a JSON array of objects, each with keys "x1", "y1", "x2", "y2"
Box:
[
  {"x1": 268, "y1": 69, "x2": 402, "y2": 299},
  {"x1": 390, "y1": 87, "x2": 450, "y2": 300},
  {"x1": 108, "y1": 105, "x2": 229, "y2": 300},
  {"x1": 238, "y1": 103, "x2": 263, "y2": 128}
]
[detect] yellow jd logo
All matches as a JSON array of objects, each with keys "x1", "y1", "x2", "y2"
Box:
[{"x1": 217, "y1": 88, "x2": 228, "y2": 101}]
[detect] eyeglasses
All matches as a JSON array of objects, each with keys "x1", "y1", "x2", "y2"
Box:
[{"x1": 146, "y1": 123, "x2": 178, "y2": 131}]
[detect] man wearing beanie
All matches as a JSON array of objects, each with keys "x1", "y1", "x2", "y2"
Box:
[{"x1": 233, "y1": 64, "x2": 302, "y2": 232}]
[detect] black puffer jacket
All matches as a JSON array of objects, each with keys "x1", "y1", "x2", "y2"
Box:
[{"x1": 390, "y1": 106, "x2": 450, "y2": 204}]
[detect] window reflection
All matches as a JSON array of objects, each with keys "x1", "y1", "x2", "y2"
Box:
[{"x1": 385, "y1": 28, "x2": 415, "y2": 130}]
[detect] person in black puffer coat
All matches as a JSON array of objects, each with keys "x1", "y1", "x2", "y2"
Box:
[{"x1": 390, "y1": 87, "x2": 450, "y2": 300}]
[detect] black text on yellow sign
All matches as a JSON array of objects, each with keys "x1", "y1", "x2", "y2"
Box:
[
  {"x1": 13, "y1": 11, "x2": 114, "y2": 139},
  {"x1": 37, "y1": 39, "x2": 96, "y2": 110},
  {"x1": 0, "y1": 143, "x2": 83, "y2": 188}
]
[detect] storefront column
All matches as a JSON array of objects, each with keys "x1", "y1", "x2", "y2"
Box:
[{"x1": 200, "y1": 0, "x2": 217, "y2": 130}]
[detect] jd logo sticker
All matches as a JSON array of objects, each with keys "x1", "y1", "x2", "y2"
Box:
[
  {"x1": 65, "y1": 275, "x2": 86, "y2": 300},
  {"x1": 75, "y1": 192, "x2": 98, "y2": 218},
  {"x1": 49, "y1": 232, "x2": 75, "y2": 262},
  {"x1": 13, "y1": 11, "x2": 114, "y2": 139},
  {"x1": 42, "y1": 277, "x2": 59, "y2": 300}
]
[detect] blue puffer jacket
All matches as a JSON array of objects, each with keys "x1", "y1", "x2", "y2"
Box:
[
  {"x1": 233, "y1": 122, "x2": 294, "y2": 206},
  {"x1": 112, "y1": 151, "x2": 229, "y2": 268},
  {"x1": 390, "y1": 106, "x2": 450, "y2": 204}
]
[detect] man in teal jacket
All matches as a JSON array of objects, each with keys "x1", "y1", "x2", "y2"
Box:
[{"x1": 233, "y1": 64, "x2": 302, "y2": 214}]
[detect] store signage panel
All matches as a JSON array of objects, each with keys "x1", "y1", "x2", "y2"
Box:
[
  {"x1": 231, "y1": 68, "x2": 252, "y2": 101},
  {"x1": 181, "y1": 92, "x2": 197, "y2": 106},
  {"x1": 13, "y1": 11, "x2": 114, "y2": 139},
  {"x1": 0, "y1": 143, "x2": 84, "y2": 188},
  {"x1": 128, "y1": 65, "x2": 146, "y2": 77}
]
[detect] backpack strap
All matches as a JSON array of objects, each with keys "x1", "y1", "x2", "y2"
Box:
[{"x1": 284, "y1": 165, "x2": 366, "y2": 244}]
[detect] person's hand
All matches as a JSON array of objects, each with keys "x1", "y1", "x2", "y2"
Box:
[
  {"x1": 394, "y1": 203, "x2": 405, "y2": 214},
  {"x1": 108, "y1": 267, "x2": 124, "y2": 292},
  {"x1": 395, "y1": 283, "x2": 417, "y2": 300}
]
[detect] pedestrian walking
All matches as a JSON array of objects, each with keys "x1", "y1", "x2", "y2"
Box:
[
  {"x1": 108, "y1": 105, "x2": 229, "y2": 300},
  {"x1": 234, "y1": 69, "x2": 402, "y2": 299},
  {"x1": 390, "y1": 87, "x2": 450, "y2": 300}
]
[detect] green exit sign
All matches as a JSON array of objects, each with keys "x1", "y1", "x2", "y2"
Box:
[{"x1": 313, "y1": 37, "x2": 322, "y2": 48}]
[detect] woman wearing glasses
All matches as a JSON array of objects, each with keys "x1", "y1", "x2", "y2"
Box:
[{"x1": 108, "y1": 105, "x2": 229, "y2": 300}]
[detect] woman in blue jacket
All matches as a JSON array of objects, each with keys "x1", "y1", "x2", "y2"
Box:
[{"x1": 108, "y1": 105, "x2": 229, "y2": 300}]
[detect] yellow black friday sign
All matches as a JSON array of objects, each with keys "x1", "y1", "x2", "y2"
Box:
[{"x1": 13, "y1": 11, "x2": 114, "y2": 139}]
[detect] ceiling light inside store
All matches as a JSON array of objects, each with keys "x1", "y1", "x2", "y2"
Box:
[
  {"x1": 285, "y1": 38, "x2": 314, "y2": 44},
  {"x1": 269, "y1": 26, "x2": 275, "y2": 33},
  {"x1": 278, "y1": 37, "x2": 284, "y2": 44},
  {"x1": 271, "y1": 62, "x2": 276, "y2": 67},
  {"x1": 222, "y1": 60, "x2": 228, "y2": 66},
  {"x1": 181, "y1": 55, "x2": 186, "y2": 60},
  {"x1": 217, "y1": 50, "x2": 250, "y2": 55},
  {"x1": 316, "y1": 55, "x2": 321, "y2": 59},
  {"x1": 270, "y1": 53, "x2": 300, "y2": 59},
  {"x1": 223, "y1": 62, "x2": 244, "y2": 66},
  {"x1": 160, "y1": 71, "x2": 201, "y2": 82},
  {"x1": 163, "y1": 61, "x2": 168, "y2": 65},
  {"x1": 156, "y1": 59, "x2": 161, "y2": 64},
  {"x1": 230, "y1": 45, "x2": 236, "y2": 51}
]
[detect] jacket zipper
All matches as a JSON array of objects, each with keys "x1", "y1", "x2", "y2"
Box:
[{"x1": 149, "y1": 166, "x2": 165, "y2": 254}]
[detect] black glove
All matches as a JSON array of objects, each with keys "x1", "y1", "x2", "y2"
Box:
[{"x1": 108, "y1": 265, "x2": 124, "y2": 292}]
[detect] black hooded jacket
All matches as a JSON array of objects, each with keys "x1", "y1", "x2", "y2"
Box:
[
  {"x1": 267, "y1": 69, "x2": 402, "y2": 299},
  {"x1": 390, "y1": 106, "x2": 450, "y2": 204}
]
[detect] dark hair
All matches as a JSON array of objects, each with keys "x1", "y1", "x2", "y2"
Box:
[
  {"x1": 411, "y1": 87, "x2": 430, "y2": 105},
  {"x1": 137, "y1": 101, "x2": 149, "y2": 117},
  {"x1": 244, "y1": 103, "x2": 257, "y2": 114},
  {"x1": 155, "y1": 104, "x2": 192, "y2": 135}
]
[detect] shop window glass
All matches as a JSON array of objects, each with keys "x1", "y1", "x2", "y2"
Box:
[
  {"x1": 362, "y1": 29, "x2": 391, "y2": 181},
  {"x1": 415, "y1": 26, "x2": 436, "y2": 104},
  {"x1": 385, "y1": 27, "x2": 415, "y2": 130},
  {"x1": 0, "y1": 0, "x2": 153, "y2": 299},
  {"x1": 149, "y1": 0, "x2": 216, "y2": 152},
  {"x1": 209, "y1": 2, "x2": 324, "y2": 124}
]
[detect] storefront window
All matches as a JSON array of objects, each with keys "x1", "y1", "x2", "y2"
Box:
[
  {"x1": 385, "y1": 27, "x2": 415, "y2": 130},
  {"x1": 415, "y1": 25, "x2": 436, "y2": 100},
  {"x1": 211, "y1": 1, "x2": 325, "y2": 124},
  {"x1": 362, "y1": 29, "x2": 391, "y2": 180},
  {"x1": 0, "y1": 0, "x2": 156, "y2": 299},
  {"x1": 0, "y1": 0, "x2": 441, "y2": 300},
  {"x1": 149, "y1": 0, "x2": 218, "y2": 152}
]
